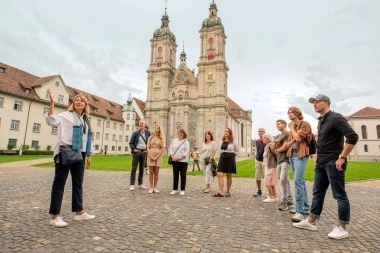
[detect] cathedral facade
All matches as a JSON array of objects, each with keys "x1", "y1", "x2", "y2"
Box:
[{"x1": 144, "y1": 1, "x2": 252, "y2": 156}]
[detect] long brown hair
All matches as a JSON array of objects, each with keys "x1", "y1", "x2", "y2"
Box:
[
  {"x1": 222, "y1": 128, "x2": 234, "y2": 143},
  {"x1": 68, "y1": 94, "x2": 90, "y2": 117},
  {"x1": 288, "y1": 107, "x2": 304, "y2": 120},
  {"x1": 204, "y1": 130, "x2": 214, "y2": 143}
]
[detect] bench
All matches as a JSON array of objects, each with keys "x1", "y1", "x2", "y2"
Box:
[{"x1": 2, "y1": 150, "x2": 18, "y2": 155}]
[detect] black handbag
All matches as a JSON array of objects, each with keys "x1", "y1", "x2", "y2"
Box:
[
  {"x1": 168, "y1": 140, "x2": 186, "y2": 165},
  {"x1": 60, "y1": 145, "x2": 83, "y2": 165}
]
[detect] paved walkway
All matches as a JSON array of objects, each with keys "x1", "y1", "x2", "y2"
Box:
[{"x1": 0, "y1": 159, "x2": 379, "y2": 252}]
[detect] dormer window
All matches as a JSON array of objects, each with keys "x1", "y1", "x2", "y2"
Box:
[
  {"x1": 25, "y1": 89, "x2": 30, "y2": 94},
  {"x1": 92, "y1": 96, "x2": 99, "y2": 103},
  {"x1": 107, "y1": 109, "x2": 114, "y2": 116},
  {"x1": 55, "y1": 81, "x2": 60, "y2": 87},
  {"x1": 90, "y1": 105, "x2": 98, "y2": 112},
  {"x1": 0, "y1": 67, "x2": 4, "y2": 73},
  {"x1": 110, "y1": 102, "x2": 116, "y2": 108}
]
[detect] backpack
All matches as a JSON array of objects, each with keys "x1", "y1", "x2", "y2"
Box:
[{"x1": 299, "y1": 121, "x2": 317, "y2": 155}]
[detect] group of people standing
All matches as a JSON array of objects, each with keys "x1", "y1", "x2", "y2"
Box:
[
  {"x1": 253, "y1": 94, "x2": 358, "y2": 240},
  {"x1": 45, "y1": 89, "x2": 359, "y2": 241}
]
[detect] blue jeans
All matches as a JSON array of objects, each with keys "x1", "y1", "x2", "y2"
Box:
[
  {"x1": 310, "y1": 159, "x2": 350, "y2": 224},
  {"x1": 289, "y1": 153, "x2": 310, "y2": 215}
]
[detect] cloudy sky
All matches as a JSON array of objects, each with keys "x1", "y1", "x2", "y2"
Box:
[{"x1": 1, "y1": 0, "x2": 379, "y2": 136}]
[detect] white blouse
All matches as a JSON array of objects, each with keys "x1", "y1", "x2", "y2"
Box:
[{"x1": 169, "y1": 138, "x2": 190, "y2": 162}]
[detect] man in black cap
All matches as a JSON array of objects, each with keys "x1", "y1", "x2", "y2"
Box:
[{"x1": 293, "y1": 94, "x2": 358, "y2": 240}]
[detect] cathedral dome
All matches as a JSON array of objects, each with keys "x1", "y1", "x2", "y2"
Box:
[
  {"x1": 153, "y1": 27, "x2": 176, "y2": 41},
  {"x1": 202, "y1": 16, "x2": 223, "y2": 28}
]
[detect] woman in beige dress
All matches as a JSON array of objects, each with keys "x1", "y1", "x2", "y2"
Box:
[{"x1": 146, "y1": 125, "x2": 165, "y2": 194}]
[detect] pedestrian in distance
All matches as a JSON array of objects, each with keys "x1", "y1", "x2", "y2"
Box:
[
  {"x1": 45, "y1": 89, "x2": 95, "y2": 228},
  {"x1": 293, "y1": 94, "x2": 359, "y2": 240}
]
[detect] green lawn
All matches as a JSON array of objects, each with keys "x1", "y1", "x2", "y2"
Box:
[
  {"x1": 0, "y1": 155, "x2": 51, "y2": 163},
  {"x1": 31, "y1": 155, "x2": 380, "y2": 182}
]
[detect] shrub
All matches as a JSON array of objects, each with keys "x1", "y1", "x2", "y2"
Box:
[
  {"x1": 47, "y1": 145, "x2": 52, "y2": 151},
  {"x1": 34, "y1": 145, "x2": 41, "y2": 151},
  {"x1": 22, "y1": 150, "x2": 54, "y2": 155},
  {"x1": 7, "y1": 144, "x2": 15, "y2": 150},
  {"x1": 21, "y1": 144, "x2": 30, "y2": 151}
]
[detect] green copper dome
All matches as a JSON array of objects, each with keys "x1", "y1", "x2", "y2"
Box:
[
  {"x1": 153, "y1": 27, "x2": 176, "y2": 41},
  {"x1": 123, "y1": 94, "x2": 135, "y2": 112},
  {"x1": 180, "y1": 51, "x2": 186, "y2": 57},
  {"x1": 202, "y1": 16, "x2": 223, "y2": 28}
]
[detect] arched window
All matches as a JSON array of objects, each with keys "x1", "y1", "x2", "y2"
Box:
[
  {"x1": 208, "y1": 53, "x2": 214, "y2": 61},
  {"x1": 377, "y1": 125, "x2": 380, "y2": 139},
  {"x1": 361, "y1": 125, "x2": 367, "y2": 139},
  {"x1": 241, "y1": 123, "x2": 244, "y2": 147},
  {"x1": 156, "y1": 61, "x2": 162, "y2": 68},
  {"x1": 364, "y1": 144, "x2": 368, "y2": 152}
]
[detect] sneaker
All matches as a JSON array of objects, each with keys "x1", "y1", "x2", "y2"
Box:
[
  {"x1": 130, "y1": 185, "x2": 135, "y2": 191},
  {"x1": 153, "y1": 188, "x2": 159, "y2": 193},
  {"x1": 293, "y1": 219, "x2": 317, "y2": 231},
  {"x1": 253, "y1": 190, "x2": 262, "y2": 197},
  {"x1": 170, "y1": 190, "x2": 178, "y2": 195},
  {"x1": 138, "y1": 184, "x2": 148, "y2": 189},
  {"x1": 49, "y1": 217, "x2": 67, "y2": 227},
  {"x1": 278, "y1": 202, "x2": 288, "y2": 211},
  {"x1": 289, "y1": 209, "x2": 310, "y2": 215},
  {"x1": 328, "y1": 225, "x2": 348, "y2": 239},
  {"x1": 291, "y1": 212, "x2": 305, "y2": 222},
  {"x1": 263, "y1": 197, "x2": 275, "y2": 202},
  {"x1": 180, "y1": 190, "x2": 185, "y2": 196},
  {"x1": 73, "y1": 212, "x2": 95, "y2": 221},
  {"x1": 287, "y1": 201, "x2": 294, "y2": 207},
  {"x1": 148, "y1": 188, "x2": 154, "y2": 194}
]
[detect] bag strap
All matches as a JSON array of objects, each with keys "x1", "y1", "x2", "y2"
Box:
[
  {"x1": 139, "y1": 132, "x2": 148, "y2": 144},
  {"x1": 173, "y1": 140, "x2": 186, "y2": 156}
]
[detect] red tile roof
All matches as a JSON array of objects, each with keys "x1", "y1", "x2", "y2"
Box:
[
  {"x1": 228, "y1": 97, "x2": 251, "y2": 120},
  {"x1": 0, "y1": 62, "x2": 124, "y2": 121},
  {"x1": 350, "y1": 107, "x2": 380, "y2": 117}
]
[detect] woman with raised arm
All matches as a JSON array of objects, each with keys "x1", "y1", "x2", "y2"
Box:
[{"x1": 45, "y1": 89, "x2": 95, "y2": 227}]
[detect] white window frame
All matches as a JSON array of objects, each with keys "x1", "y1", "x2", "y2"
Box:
[
  {"x1": 58, "y1": 94, "x2": 64, "y2": 103},
  {"x1": 0, "y1": 97, "x2": 4, "y2": 107},
  {"x1": 10, "y1": 120, "x2": 20, "y2": 130},
  {"x1": 43, "y1": 107, "x2": 49, "y2": 115},
  {"x1": 125, "y1": 135, "x2": 129, "y2": 142},
  {"x1": 51, "y1": 126, "x2": 58, "y2": 135},
  {"x1": 14, "y1": 100, "x2": 23, "y2": 111},
  {"x1": 31, "y1": 140, "x2": 39, "y2": 149},
  {"x1": 105, "y1": 133, "x2": 109, "y2": 140},
  {"x1": 112, "y1": 134, "x2": 116, "y2": 141},
  {"x1": 97, "y1": 119, "x2": 101, "y2": 127},
  {"x1": 113, "y1": 123, "x2": 116, "y2": 129},
  {"x1": 96, "y1": 132, "x2": 100, "y2": 140},
  {"x1": 32, "y1": 123, "x2": 41, "y2": 133}
]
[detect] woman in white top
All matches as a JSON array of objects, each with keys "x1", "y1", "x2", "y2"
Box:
[
  {"x1": 169, "y1": 129, "x2": 190, "y2": 196},
  {"x1": 45, "y1": 89, "x2": 95, "y2": 227},
  {"x1": 212, "y1": 128, "x2": 239, "y2": 197},
  {"x1": 200, "y1": 131, "x2": 217, "y2": 193}
]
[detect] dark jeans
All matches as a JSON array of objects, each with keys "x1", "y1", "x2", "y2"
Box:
[
  {"x1": 310, "y1": 159, "x2": 350, "y2": 224},
  {"x1": 130, "y1": 151, "x2": 145, "y2": 185},
  {"x1": 49, "y1": 152, "x2": 85, "y2": 215},
  {"x1": 172, "y1": 162, "x2": 188, "y2": 191}
]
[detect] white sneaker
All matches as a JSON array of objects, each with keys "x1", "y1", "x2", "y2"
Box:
[
  {"x1": 148, "y1": 188, "x2": 154, "y2": 194},
  {"x1": 170, "y1": 190, "x2": 178, "y2": 195},
  {"x1": 73, "y1": 212, "x2": 95, "y2": 221},
  {"x1": 180, "y1": 190, "x2": 185, "y2": 196},
  {"x1": 328, "y1": 225, "x2": 348, "y2": 239},
  {"x1": 130, "y1": 185, "x2": 135, "y2": 191},
  {"x1": 153, "y1": 188, "x2": 159, "y2": 193},
  {"x1": 263, "y1": 197, "x2": 276, "y2": 202},
  {"x1": 291, "y1": 212, "x2": 306, "y2": 222},
  {"x1": 293, "y1": 219, "x2": 317, "y2": 231},
  {"x1": 138, "y1": 184, "x2": 148, "y2": 189},
  {"x1": 49, "y1": 217, "x2": 67, "y2": 227}
]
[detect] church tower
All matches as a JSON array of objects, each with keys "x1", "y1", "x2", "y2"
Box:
[
  {"x1": 145, "y1": 5, "x2": 177, "y2": 140},
  {"x1": 196, "y1": 0, "x2": 229, "y2": 143}
]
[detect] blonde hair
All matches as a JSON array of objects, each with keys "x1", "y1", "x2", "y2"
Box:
[
  {"x1": 68, "y1": 94, "x2": 90, "y2": 117},
  {"x1": 154, "y1": 125, "x2": 165, "y2": 146},
  {"x1": 222, "y1": 128, "x2": 234, "y2": 143}
]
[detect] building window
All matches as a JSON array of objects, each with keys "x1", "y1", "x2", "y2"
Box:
[
  {"x1": 118, "y1": 146, "x2": 121, "y2": 151},
  {"x1": 364, "y1": 144, "x2": 368, "y2": 152},
  {"x1": 208, "y1": 53, "x2": 214, "y2": 61},
  {"x1": 55, "y1": 81, "x2": 60, "y2": 87},
  {"x1": 0, "y1": 67, "x2": 4, "y2": 73},
  {"x1": 106, "y1": 121, "x2": 110, "y2": 128},
  {"x1": 127, "y1": 113, "x2": 130, "y2": 120},
  {"x1": 58, "y1": 95, "x2": 64, "y2": 104},
  {"x1": 377, "y1": 125, "x2": 380, "y2": 139},
  {"x1": 51, "y1": 126, "x2": 58, "y2": 135},
  {"x1": 97, "y1": 119, "x2": 101, "y2": 127},
  {"x1": 126, "y1": 125, "x2": 129, "y2": 131},
  {"x1": 112, "y1": 134, "x2": 116, "y2": 141},
  {"x1": 132, "y1": 125, "x2": 134, "y2": 131},
  {"x1": 105, "y1": 133, "x2": 109, "y2": 140},
  {"x1": 361, "y1": 125, "x2": 367, "y2": 139},
  {"x1": 45, "y1": 91, "x2": 49, "y2": 99},
  {"x1": 125, "y1": 146, "x2": 128, "y2": 152},
  {"x1": 8, "y1": 139, "x2": 17, "y2": 146},
  {"x1": 133, "y1": 114, "x2": 135, "y2": 120},
  {"x1": 32, "y1": 123, "x2": 41, "y2": 133},
  {"x1": 113, "y1": 123, "x2": 117, "y2": 129},
  {"x1": 96, "y1": 132, "x2": 100, "y2": 140},
  {"x1": 104, "y1": 145, "x2": 108, "y2": 151},
  {"x1": 95, "y1": 145, "x2": 99, "y2": 150},
  {"x1": 0, "y1": 97, "x2": 4, "y2": 107},
  {"x1": 119, "y1": 135, "x2": 122, "y2": 141},
  {"x1": 119, "y1": 124, "x2": 123, "y2": 130},
  {"x1": 43, "y1": 107, "x2": 49, "y2": 115},
  {"x1": 125, "y1": 135, "x2": 129, "y2": 142},
  {"x1": 14, "y1": 100, "x2": 23, "y2": 111},
  {"x1": 111, "y1": 146, "x2": 115, "y2": 151},
  {"x1": 10, "y1": 120, "x2": 20, "y2": 130},
  {"x1": 31, "y1": 140, "x2": 39, "y2": 149},
  {"x1": 156, "y1": 61, "x2": 162, "y2": 68}
]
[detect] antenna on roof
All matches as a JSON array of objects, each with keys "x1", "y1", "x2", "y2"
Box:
[{"x1": 164, "y1": 0, "x2": 169, "y2": 13}]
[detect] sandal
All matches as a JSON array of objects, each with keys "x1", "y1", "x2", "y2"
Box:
[
  {"x1": 225, "y1": 192, "x2": 231, "y2": 197},
  {"x1": 212, "y1": 192, "x2": 224, "y2": 197}
]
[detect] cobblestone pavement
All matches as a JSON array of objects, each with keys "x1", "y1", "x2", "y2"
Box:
[{"x1": 1, "y1": 161, "x2": 379, "y2": 252}]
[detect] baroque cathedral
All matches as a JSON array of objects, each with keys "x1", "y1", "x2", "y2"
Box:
[{"x1": 144, "y1": 1, "x2": 252, "y2": 156}]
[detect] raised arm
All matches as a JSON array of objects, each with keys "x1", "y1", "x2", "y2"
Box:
[{"x1": 47, "y1": 89, "x2": 55, "y2": 116}]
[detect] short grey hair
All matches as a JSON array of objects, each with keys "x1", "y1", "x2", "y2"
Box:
[{"x1": 262, "y1": 133, "x2": 273, "y2": 142}]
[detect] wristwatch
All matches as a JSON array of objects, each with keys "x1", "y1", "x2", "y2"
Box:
[{"x1": 339, "y1": 156, "x2": 346, "y2": 159}]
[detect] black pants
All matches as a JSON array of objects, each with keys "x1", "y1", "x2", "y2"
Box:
[
  {"x1": 49, "y1": 152, "x2": 85, "y2": 215},
  {"x1": 130, "y1": 151, "x2": 145, "y2": 185},
  {"x1": 172, "y1": 162, "x2": 188, "y2": 191}
]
